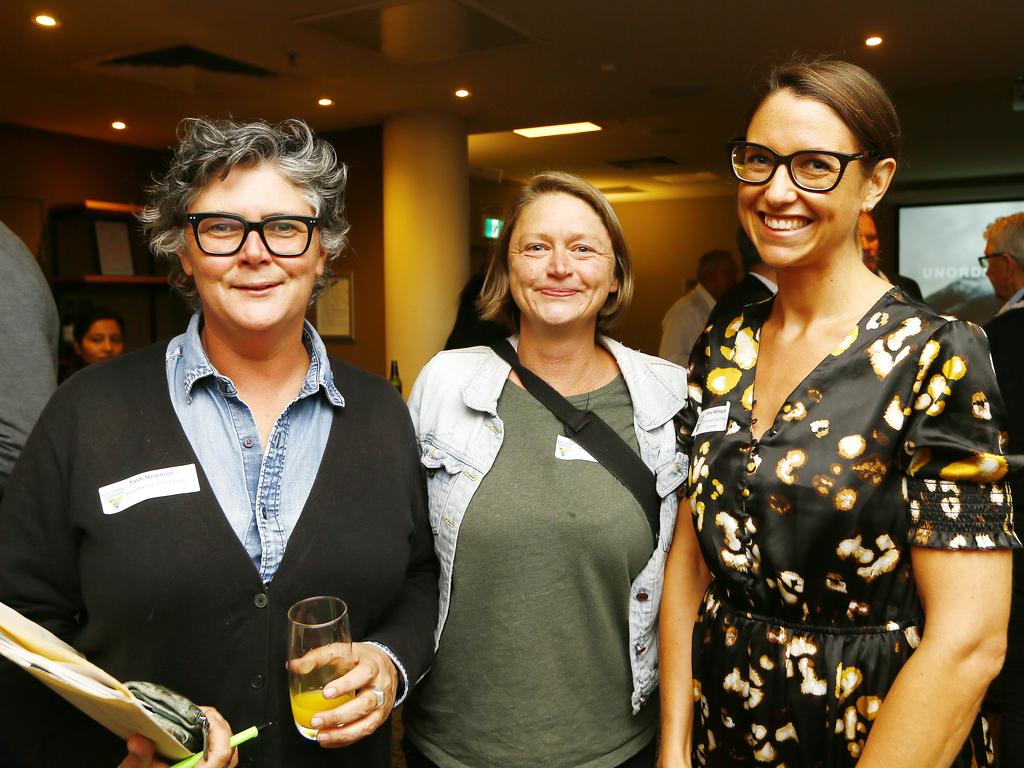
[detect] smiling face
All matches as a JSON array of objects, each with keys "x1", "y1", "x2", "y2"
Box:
[
  {"x1": 179, "y1": 162, "x2": 325, "y2": 343},
  {"x1": 75, "y1": 318, "x2": 125, "y2": 365},
  {"x1": 507, "y1": 192, "x2": 620, "y2": 336},
  {"x1": 739, "y1": 90, "x2": 894, "y2": 273}
]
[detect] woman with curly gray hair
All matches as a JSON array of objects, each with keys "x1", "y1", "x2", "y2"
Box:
[{"x1": 0, "y1": 118, "x2": 437, "y2": 768}]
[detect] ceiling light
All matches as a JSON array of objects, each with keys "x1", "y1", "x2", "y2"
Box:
[
  {"x1": 865, "y1": 36, "x2": 883, "y2": 46},
  {"x1": 318, "y1": 98, "x2": 333, "y2": 106},
  {"x1": 34, "y1": 14, "x2": 58, "y2": 27},
  {"x1": 454, "y1": 88, "x2": 471, "y2": 99},
  {"x1": 111, "y1": 121, "x2": 126, "y2": 130},
  {"x1": 513, "y1": 122, "x2": 602, "y2": 139}
]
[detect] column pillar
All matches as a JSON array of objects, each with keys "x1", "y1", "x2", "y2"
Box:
[{"x1": 383, "y1": 112, "x2": 469, "y2": 390}]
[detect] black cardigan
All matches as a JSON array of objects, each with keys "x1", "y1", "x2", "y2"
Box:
[{"x1": 0, "y1": 343, "x2": 438, "y2": 767}]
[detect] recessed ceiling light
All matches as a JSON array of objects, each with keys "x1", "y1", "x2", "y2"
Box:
[
  {"x1": 34, "y1": 14, "x2": 58, "y2": 27},
  {"x1": 318, "y1": 98, "x2": 333, "y2": 107},
  {"x1": 513, "y1": 122, "x2": 602, "y2": 139},
  {"x1": 454, "y1": 88, "x2": 471, "y2": 99},
  {"x1": 111, "y1": 121, "x2": 127, "y2": 130},
  {"x1": 865, "y1": 36, "x2": 883, "y2": 46}
]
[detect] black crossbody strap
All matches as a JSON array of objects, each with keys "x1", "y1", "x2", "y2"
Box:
[{"x1": 490, "y1": 340, "x2": 662, "y2": 539}]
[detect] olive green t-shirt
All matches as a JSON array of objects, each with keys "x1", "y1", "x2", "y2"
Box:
[{"x1": 404, "y1": 375, "x2": 658, "y2": 767}]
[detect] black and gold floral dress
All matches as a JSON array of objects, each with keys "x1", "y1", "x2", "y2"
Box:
[{"x1": 678, "y1": 287, "x2": 1019, "y2": 767}]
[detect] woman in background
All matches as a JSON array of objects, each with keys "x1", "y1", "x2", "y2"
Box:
[
  {"x1": 73, "y1": 306, "x2": 126, "y2": 367},
  {"x1": 659, "y1": 59, "x2": 1018, "y2": 767}
]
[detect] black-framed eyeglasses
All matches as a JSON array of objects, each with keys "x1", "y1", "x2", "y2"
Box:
[
  {"x1": 727, "y1": 140, "x2": 866, "y2": 193},
  {"x1": 186, "y1": 213, "x2": 321, "y2": 257},
  {"x1": 978, "y1": 251, "x2": 1015, "y2": 268}
]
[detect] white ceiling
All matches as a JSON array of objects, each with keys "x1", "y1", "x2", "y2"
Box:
[{"x1": 4, "y1": 0, "x2": 1023, "y2": 201}]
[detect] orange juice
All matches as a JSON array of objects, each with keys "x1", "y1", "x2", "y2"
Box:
[{"x1": 290, "y1": 689, "x2": 356, "y2": 731}]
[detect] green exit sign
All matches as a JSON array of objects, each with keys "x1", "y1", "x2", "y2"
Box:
[{"x1": 483, "y1": 217, "x2": 504, "y2": 239}]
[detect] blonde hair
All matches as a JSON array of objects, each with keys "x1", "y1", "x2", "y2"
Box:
[{"x1": 476, "y1": 171, "x2": 634, "y2": 333}]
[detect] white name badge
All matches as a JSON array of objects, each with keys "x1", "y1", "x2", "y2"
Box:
[
  {"x1": 97, "y1": 464, "x2": 200, "y2": 515},
  {"x1": 554, "y1": 434, "x2": 598, "y2": 463},
  {"x1": 692, "y1": 402, "x2": 731, "y2": 437}
]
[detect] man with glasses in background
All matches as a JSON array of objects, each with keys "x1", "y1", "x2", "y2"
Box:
[
  {"x1": 980, "y1": 213, "x2": 1024, "y2": 316},
  {"x1": 979, "y1": 211, "x2": 1024, "y2": 767}
]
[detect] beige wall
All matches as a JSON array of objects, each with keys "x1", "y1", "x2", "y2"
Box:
[
  {"x1": 382, "y1": 113, "x2": 470, "y2": 389},
  {"x1": 612, "y1": 194, "x2": 740, "y2": 355}
]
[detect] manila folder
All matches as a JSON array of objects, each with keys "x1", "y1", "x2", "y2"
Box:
[{"x1": 0, "y1": 600, "x2": 192, "y2": 760}]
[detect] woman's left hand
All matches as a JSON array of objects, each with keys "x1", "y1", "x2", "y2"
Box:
[
  {"x1": 118, "y1": 706, "x2": 238, "y2": 768},
  {"x1": 308, "y1": 642, "x2": 398, "y2": 748}
]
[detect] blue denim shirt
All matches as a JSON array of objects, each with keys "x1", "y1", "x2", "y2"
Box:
[
  {"x1": 164, "y1": 314, "x2": 412, "y2": 701},
  {"x1": 165, "y1": 313, "x2": 344, "y2": 582},
  {"x1": 407, "y1": 336, "x2": 689, "y2": 713}
]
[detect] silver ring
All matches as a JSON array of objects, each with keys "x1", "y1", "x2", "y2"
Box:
[{"x1": 371, "y1": 686, "x2": 385, "y2": 709}]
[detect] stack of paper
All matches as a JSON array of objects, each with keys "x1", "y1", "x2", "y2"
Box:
[{"x1": 0, "y1": 601, "x2": 192, "y2": 760}]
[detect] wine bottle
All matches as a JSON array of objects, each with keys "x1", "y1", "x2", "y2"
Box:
[{"x1": 389, "y1": 360, "x2": 403, "y2": 395}]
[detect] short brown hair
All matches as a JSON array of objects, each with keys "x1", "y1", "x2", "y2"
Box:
[
  {"x1": 747, "y1": 58, "x2": 901, "y2": 166},
  {"x1": 476, "y1": 171, "x2": 634, "y2": 334}
]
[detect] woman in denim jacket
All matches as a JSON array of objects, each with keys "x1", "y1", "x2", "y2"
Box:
[{"x1": 405, "y1": 172, "x2": 688, "y2": 768}]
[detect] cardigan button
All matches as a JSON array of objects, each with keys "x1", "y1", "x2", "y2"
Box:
[
  {"x1": 635, "y1": 591, "x2": 650, "y2": 602},
  {"x1": 250, "y1": 674, "x2": 264, "y2": 689},
  {"x1": 635, "y1": 643, "x2": 647, "y2": 656},
  {"x1": 253, "y1": 593, "x2": 269, "y2": 609}
]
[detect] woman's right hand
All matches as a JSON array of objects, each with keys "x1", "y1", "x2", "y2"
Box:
[{"x1": 118, "y1": 706, "x2": 238, "y2": 768}]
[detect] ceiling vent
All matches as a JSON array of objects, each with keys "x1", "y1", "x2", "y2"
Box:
[
  {"x1": 605, "y1": 155, "x2": 682, "y2": 171},
  {"x1": 81, "y1": 45, "x2": 277, "y2": 95},
  {"x1": 294, "y1": 0, "x2": 535, "y2": 64}
]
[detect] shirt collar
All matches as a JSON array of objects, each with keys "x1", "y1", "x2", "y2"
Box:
[
  {"x1": 175, "y1": 312, "x2": 345, "y2": 407},
  {"x1": 692, "y1": 282, "x2": 715, "y2": 310},
  {"x1": 999, "y1": 286, "x2": 1024, "y2": 315},
  {"x1": 749, "y1": 271, "x2": 778, "y2": 293}
]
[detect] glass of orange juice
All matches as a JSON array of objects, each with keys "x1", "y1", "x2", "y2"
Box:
[{"x1": 287, "y1": 596, "x2": 355, "y2": 740}]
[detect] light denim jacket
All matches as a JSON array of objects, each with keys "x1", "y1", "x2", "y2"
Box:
[{"x1": 407, "y1": 336, "x2": 688, "y2": 712}]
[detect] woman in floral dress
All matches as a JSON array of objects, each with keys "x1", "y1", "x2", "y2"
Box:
[{"x1": 658, "y1": 59, "x2": 1020, "y2": 767}]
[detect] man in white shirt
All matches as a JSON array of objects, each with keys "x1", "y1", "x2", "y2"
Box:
[
  {"x1": 982, "y1": 211, "x2": 1024, "y2": 316},
  {"x1": 658, "y1": 249, "x2": 737, "y2": 367}
]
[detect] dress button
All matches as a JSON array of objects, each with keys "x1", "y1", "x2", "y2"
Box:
[
  {"x1": 253, "y1": 593, "x2": 269, "y2": 608},
  {"x1": 243, "y1": 437, "x2": 255, "y2": 449},
  {"x1": 250, "y1": 674, "x2": 264, "y2": 689},
  {"x1": 635, "y1": 591, "x2": 650, "y2": 602}
]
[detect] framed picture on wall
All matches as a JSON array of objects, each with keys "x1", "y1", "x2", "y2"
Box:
[
  {"x1": 315, "y1": 273, "x2": 354, "y2": 341},
  {"x1": 94, "y1": 220, "x2": 134, "y2": 275}
]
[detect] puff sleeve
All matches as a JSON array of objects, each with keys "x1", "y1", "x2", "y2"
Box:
[{"x1": 900, "y1": 319, "x2": 1021, "y2": 550}]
